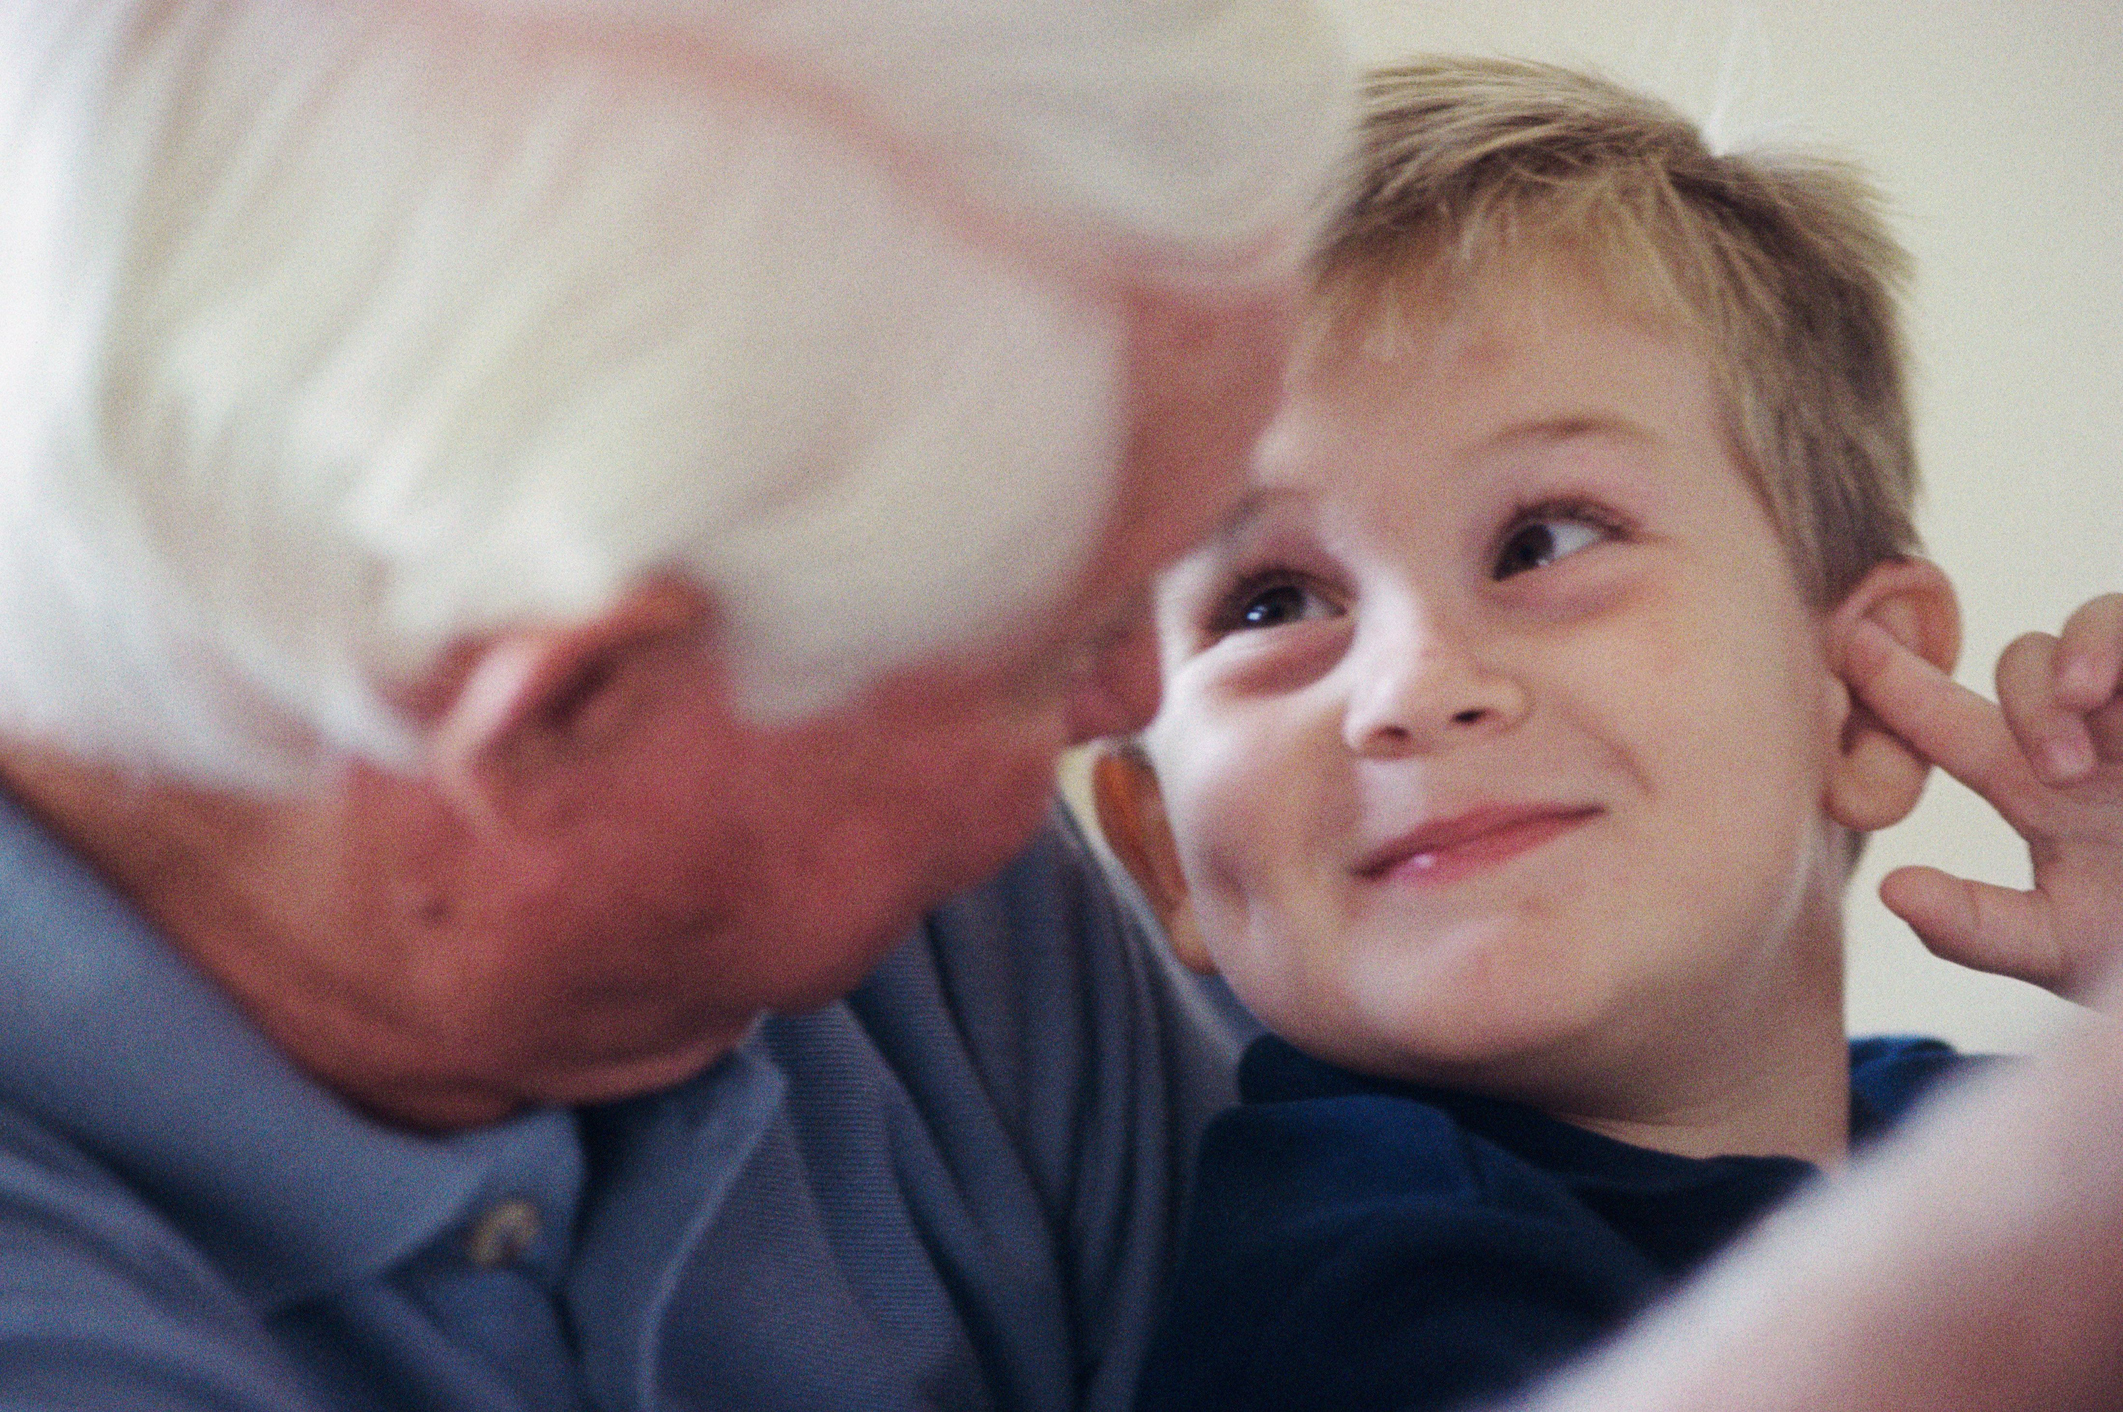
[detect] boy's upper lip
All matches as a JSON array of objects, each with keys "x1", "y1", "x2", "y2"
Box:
[{"x1": 1354, "y1": 802, "x2": 1605, "y2": 877}]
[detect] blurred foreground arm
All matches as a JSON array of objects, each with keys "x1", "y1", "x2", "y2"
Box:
[{"x1": 1516, "y1": 983, "x2": 2123, "y2": 1411}]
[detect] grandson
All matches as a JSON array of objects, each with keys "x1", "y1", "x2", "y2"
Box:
[{"x1": 1093, "y1": 57, "x2": 1985, "y2": 1412}]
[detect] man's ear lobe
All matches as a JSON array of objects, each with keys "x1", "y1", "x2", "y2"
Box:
[
  {"x1": 1824, "y1": 558, "x2": 1962, "y2": 833},
  {"x1": 1089, "y1": 745, "x2": 1216, "y2": 974},
  {"x1": 426, "y1": 579, "x2": 710, "y2": 819}
]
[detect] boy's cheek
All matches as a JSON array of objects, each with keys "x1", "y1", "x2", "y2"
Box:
[
  {"x1": 1503, "y1": 552, "x2": 1648, "y2": 628},
  {"x1": 1162, "y1": 734, "x2": 1305, "y2": 895},
  {"x1": 1176, "y1": 619, "x2": 1352, "y2": 701}
]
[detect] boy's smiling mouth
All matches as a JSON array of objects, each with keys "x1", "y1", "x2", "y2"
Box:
[{"x1": 1356, "y1": 804, "x2": 1605, "y2": 889}]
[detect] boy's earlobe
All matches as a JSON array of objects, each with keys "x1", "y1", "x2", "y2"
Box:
[
  {"x1": 1089, "y1": 745, "x2": 1216, "y2": 974},
  {"x1": 1823, "y1": 558, "x2": 1962, "y2": 833}
]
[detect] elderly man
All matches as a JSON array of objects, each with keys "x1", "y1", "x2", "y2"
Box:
[
  {"x1": 0, "y1": 1, "x2": 1347, "y2": 1406},
  {"x1": 1, "y1": 2, "x2": 2121, "y2": 1411}
]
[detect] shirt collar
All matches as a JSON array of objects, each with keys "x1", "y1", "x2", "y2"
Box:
[
  {"x1": 567, "y1": 1043, "x2": 786, "y2": 1412},
  {"x1": 0, "y1": 792, "x2": 583, "y2": 1311}
]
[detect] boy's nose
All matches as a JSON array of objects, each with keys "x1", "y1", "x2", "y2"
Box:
[{"x1": 1340, "y1": 608, "x2": 1528, "y2": 758}]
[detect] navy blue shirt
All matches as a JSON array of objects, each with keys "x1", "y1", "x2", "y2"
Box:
[{"x1": 1134, "y1": 1033, "x2": 1965, "y2": 1412}]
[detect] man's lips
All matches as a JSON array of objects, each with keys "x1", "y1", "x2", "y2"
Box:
[{"x1": 1356, "y1": 804, "x2": 1603, "y2": 889}]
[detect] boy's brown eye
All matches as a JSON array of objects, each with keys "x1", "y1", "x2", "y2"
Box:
[
  {"x1": 1492, "y1": 516, "x2": 1607, "y2": 580},
  {"x1": 1241, "y1": 582, "x2": 1309, "y2": 627},
  {"x1": 1219, "y1": 577, "x2": 1330, "y2": 632}
]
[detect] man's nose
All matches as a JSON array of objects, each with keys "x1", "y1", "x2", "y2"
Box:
[
  {"x1": 1061, "y1": 610, "x2": 1162, "y2": 744},
  {"x1": 1339, "y1": 601, "x2": 1528, "y2": 758}
]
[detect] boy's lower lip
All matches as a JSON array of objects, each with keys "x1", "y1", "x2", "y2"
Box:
[{"x1": 1367, "y1": 808, "x2": 1601, "y2": 890}]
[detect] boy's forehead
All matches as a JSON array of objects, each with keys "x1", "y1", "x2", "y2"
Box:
[
  {"x1": 1276, "y1": 264, "x2": 1720, "y2": 470},
  {"x1": 1185, "y1": 253, "x2": 1789, "y2": 580},
  {"x1": 1305, "y1": 240, "x2": 1709, "y2": 383}
]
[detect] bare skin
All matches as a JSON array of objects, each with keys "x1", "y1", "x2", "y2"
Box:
[
  {"x1": 1850, "y1": 593, "x2": 2123, "y2": 997},
  {"x1": 1098, "y1": 267, "x2": 1960, "y2": 1168},
  {"x1": 0, "y1": 280, "x2": 1292, "y2": 1132}
]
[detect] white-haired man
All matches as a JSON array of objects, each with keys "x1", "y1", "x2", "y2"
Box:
[
  {"x1": 1, "y1": 3, "x2": 2121, "y2": 1412},
  {"x1": 0, "y1": 2, "x2": 1348, "y2": 1406}
]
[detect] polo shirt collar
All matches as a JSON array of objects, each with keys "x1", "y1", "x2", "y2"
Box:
[
  {"x1": 568, "y1": 1044, "x2": 787, "y2": 1412},
  {"x1": 0, "y1": 792, "x2": 582, "y2": 1311}
]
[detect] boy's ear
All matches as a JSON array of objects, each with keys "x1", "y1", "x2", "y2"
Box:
[
  {"x1": 1823, "y1": 558, "x2": 1962, "y2": 833},
  {"x1": 425, "y1": 578, "x2": 709, "y2": 821},
  {"x1": 1089, "y1": 745, "x2": 1216, "y2": 974}
]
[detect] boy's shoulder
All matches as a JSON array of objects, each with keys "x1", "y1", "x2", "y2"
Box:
[
  {"x1": 1141, "y1": 1036, "x2": 1853, "y2": 1412},
  {"x1": 1220, "y1": 1037, "x2": 1809, "y2": 1239},
  {"x1": 1138, "y1": 1034, "x2": 1978, "y2": 1412},
  {"x1": 1208, "y1": 1033, "x2": 1972, "y2": 1274},
  {"x1": 1144, "y1": 1038, "x2": 1658, "y2": 1412},
  {"x1": 1137, "y1": 1036, "x2": 1978, "y2": 1409}
]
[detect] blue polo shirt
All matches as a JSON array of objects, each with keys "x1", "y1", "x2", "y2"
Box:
[{"x1": 0, "y1": 796, "x2": 1236, "y2": 1411}]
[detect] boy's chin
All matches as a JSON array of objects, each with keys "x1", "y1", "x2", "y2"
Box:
[
  {"x1": 1276, "y1": 1000, "x2": 1615, "y2": 1102},
  {"x1": 1302, "y1": 923, "x2": 1616, "y2": 1077}
]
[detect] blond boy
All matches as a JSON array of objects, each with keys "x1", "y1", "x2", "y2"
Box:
[{"x1": 1094, "y1": 58, "x2": 1972, "y2": 1412}]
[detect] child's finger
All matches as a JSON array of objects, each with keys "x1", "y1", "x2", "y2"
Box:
[
  {"x1": 2091, "y1": 694, "x2": 2123, "y2": 767},
  {"x1": 2053, "y1": 593, "x2": 2123, "y2": 713},
  {"x1": 1878, "y1": 864, "x2": 2066, "y2": 993},
  {"x1": 2056, "y1": 593, "x2": 2123, "y2": 767},
  {"x1": 1843, "y1": 619, "x2": 2043, "y2": 823},
  {"x1": 1995, "y1": 631, "x2": 2096, "y2": 785}
]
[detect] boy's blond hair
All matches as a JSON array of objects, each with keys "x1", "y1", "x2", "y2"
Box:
[{"x1": 1316, "y1": 57, "x2": 1919, "y2": 606}]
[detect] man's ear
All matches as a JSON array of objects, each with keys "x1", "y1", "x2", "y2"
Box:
[
  {"x1": 1824, "y1": 558, "x2": 1962, "y2": 832},
  {"x1": 425, "y1": 578, "x2": 710, "y2": 821},
  {"x1": 1089, "y1": 745, "x2": 1216, "y2": 974}
]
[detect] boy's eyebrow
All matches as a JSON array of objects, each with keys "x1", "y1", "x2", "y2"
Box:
[
  {"x1": 1485, "y1": 414, "x2": 1660, "y2": 455},
  {"x1": 1193, "y1": 416, "x2": 1658, "y2": 559}
]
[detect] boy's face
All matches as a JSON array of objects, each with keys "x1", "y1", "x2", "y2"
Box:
[{"x1": 1141, "y1": 260, "x2": 1855, "y2": 1112}]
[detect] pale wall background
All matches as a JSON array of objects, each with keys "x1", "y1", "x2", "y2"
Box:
[{"x1": 1068, "y1": 0, "x2": 2123, "y2": 1053}]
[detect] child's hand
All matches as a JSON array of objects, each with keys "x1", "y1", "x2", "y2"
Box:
[{"x1": 1841, "y1": 594, "x2": 2123, "y2": 999}]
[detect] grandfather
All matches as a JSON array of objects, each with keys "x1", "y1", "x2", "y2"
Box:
[
  {"x1": 5, "y1": 3, "x2": 2123, "y2": 1412},
  {"x1": 0, "y1": 1, "x2": 1346, "y2": 1407}
]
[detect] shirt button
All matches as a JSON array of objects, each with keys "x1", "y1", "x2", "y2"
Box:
[{"x1": 465, "y1": 1198, "x2": 543, "y2": 1269}]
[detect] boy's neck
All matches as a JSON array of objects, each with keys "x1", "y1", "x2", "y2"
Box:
[
  {"x1": 1554, "y1": 928, "x2": 1852, "y2": 1167},
  {"x1": 1557, "y1": 1012, "x2": 1852, "y2": 1167}
]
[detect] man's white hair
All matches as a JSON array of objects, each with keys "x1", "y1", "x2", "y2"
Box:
[{"x1": 0, "y1": 0, "x2": 1350, "y2": 790}]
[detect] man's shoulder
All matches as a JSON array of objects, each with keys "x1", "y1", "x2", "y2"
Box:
[
  {"x1": 0, "y1": 1099, "x2": 201, "y2": 1283},
  {"x1": 838, "y1": 811, "x2": 1242, "y2": 1131},
  {"x1": 0, "y1": 1103, "x2": 317, "y2": 1408},
  {"x1": 642, "y1": 817, "x2": 1246, "y2": 1412}
]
